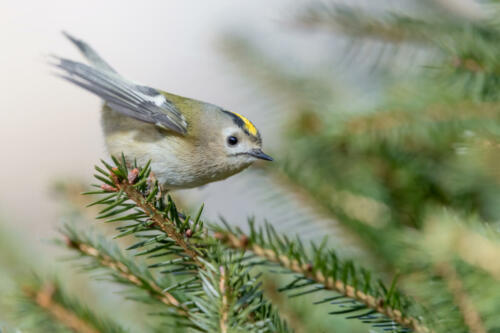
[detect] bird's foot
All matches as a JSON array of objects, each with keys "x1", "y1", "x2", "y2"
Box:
[{"x1": 146, "y1": 171, "x2": 167, "y2": 200}]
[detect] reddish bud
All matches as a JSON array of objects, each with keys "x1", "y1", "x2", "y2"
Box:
[
  {"x1": 101, "y1": 184, "x2": 118, "y2": 192},
  {"x1": 128, "y1": 168, "x2": 139, "y2": 184},
  {"x1": 214, "y1": 232, "x2": 226, "y2": 240},
  {"x1": 63, "y1": 236, "x2": 77, "y2": 248},
  {"x1": 185, "y1": 229, "x2": 193, "y2": 238},
  {"x1": 109, "y1": 168, "x2": 120, "y2": 184},
  {"x1": 239, "y1": 235, "x2": 249, "y2": 247}
]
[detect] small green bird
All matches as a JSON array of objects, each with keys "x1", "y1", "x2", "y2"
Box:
[{"x1": 52, "y1": 32, "x2": 272, "y2": 190}]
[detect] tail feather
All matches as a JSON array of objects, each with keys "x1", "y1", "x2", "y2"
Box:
[
  {"x1": 51, "y1": 54, "x2": 188, "y2": 135},
  {"x1": 62, "y1": 31, "x2": 117, "y2": 74}
]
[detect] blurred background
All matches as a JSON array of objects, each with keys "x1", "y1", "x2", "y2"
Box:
[
  {"x1": 2, "y1": 0, "x2": 500, "y2": 332},
  {"x1": 0, "y1": 0, "x2": 307, "y2": 247}
]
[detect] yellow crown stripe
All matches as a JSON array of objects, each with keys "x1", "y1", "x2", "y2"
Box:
[{"x1": 231, "y1": 111, "x2": 258, "y2": 136}]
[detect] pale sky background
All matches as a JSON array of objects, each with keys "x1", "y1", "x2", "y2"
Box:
[{"x1": 0, "y1": 0, "x2": 337, "y2": 254}]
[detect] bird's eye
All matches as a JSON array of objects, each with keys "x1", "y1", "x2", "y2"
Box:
[{"x1": 227, "y1": 136, "x2": 238, "y2": 146}]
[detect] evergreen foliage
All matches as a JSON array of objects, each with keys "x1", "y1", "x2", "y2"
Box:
[
  {"x1": 1, "y1": 1, "x2": 500, "y2": 332},
  {"x1": 20, "y1": 276, "x2": 127, "y2": 333},
  {"x1": 218, "y1": 1, "x2": 500, "y2": 332},
  {"x1": 67, "y1": 157, "x2": 414, "y2": 332}
]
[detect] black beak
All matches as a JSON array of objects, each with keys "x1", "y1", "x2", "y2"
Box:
[{"x1": 248, "y1": 149, "x2": 273, "y2": 161}]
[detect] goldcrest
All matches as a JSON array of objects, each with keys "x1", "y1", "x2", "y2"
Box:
[{"x1": 52, "y1": 33, "x2": 272, "y2": 190}]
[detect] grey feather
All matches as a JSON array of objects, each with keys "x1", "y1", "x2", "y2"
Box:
[
  {"x1": 52, "y1": 56, "x2": 188, "y2": 135},
  {"x1": 62, "y1": 31, "x2": 117, "y2": 74}
]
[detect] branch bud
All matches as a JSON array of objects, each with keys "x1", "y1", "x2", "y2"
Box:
[
  {"x1": 239, "y1": 235, "x2": 249, "y2": 247},
  {"x1": 101, "y1": 184, "x2": 118, "y2": 192},
  {"x1": 214, "y1": 232, "x2": 227, "y2": 241},
  {"x1": 128, "y1": 168, "x2": 139, "y2": 184}
]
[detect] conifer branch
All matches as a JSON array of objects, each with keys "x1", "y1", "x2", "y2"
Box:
[
  {"x1": 425, "y1": 215, "x2": 500, "y2": 281},
  {"x1": 24, "y1": 284, "x2": 100, "y2": 333},
  {"x1": 64, "y1": 235, "x2": 183, "y2": 310},
  {"x1": 86, "y1": 158, "x2": 434, "y2": 332},
  {"x1": 262, "y1": 279, "x2": 312, "y2": 333},
  {"x1": 214, "y1": 230, "x2": 430, "y2": 333},
  {"x1": 109, "y1": 168, "x2": 203, "y2": 266},
  {"x1": 343, "y1": 102, "x2": 500, "y2": 137},
  {"x1": 436, "y1": 263, "x2": 486, "y2": 333},
  {"x1": 218, "y1": 266, "x2": 229, "y2": 333},
  {"x1": 264, "y1": 164, "x2": 393, "y2": 270},
  {"x1": 22, "y1": 280, "x2": 126, "y2": 333},
  {"x1": 296, "y1": 4, "x2": 489, "y2": 44},
  {"x1": 77, "y1": 158, "x2": 290, "y2": 332},
  {"x1": 191, "y1": 258, "x2": 289, "y2": 333},
  {"x1": 60, "y1": 223, "x2": 205, "y2": 331},
  {"x1": 297, "y1": 5, "x2": 428, "y2": 43}
]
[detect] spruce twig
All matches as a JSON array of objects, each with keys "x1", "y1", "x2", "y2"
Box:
[
  {"x1": 436, "y1": 263, "x2": 486, "y2": 333},
  {"x1": 215, "y1": 230, "x2": 430, "y2": 333},
  {"x1": 64, "y1": 236, "x2": 184, "y2": 311},
  {"x1": 84, "y1": 158, "x2": 437, "y2": 331},
  {"x1": 218, "y1": 266, "x2": 229, "y2": 333},
  {"x1": 23, "y1": 284, "x2": 100, "y2": 333},
  {"x1": 109, "y1": 170, "x2": 203, "y2": 266},
  {"x1": 78, "y1": 159, "x2": 290, "y2": 332}
]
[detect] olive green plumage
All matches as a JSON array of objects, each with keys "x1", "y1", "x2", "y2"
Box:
[{"x1": 53, "y1": 32, "x2": 272, "y2": 189}]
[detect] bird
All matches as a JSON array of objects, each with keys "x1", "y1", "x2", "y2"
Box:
[{"x1": 51, "y1": 32, "x2": 272, "y2": 190}]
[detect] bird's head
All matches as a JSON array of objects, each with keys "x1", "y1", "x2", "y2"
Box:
[
  {"x1": 195, "y1": 107, "x2": 272, "y2": 174},
  {"x1": 220, "y1": 110, "x2": 272, "y2": 163}
]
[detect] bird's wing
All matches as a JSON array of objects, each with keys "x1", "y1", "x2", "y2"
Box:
[{"x1": 52, "y1": 57, "x2": 188, "y2": 135}]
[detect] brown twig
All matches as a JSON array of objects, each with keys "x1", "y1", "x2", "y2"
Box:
[
  {"x1": 441, "y1": 223, "x2": 500, "y2": 281},
  {"x1": 436, "y1": 263, "x2": 486, "y2": 333},
  {"x1": 111, "y1": 173, "x2": 203, "y2": 267},
  {"x1": 262, "y1": 279, "x2": 310, "y2": 333},
  {"x1": 65, "y1": 238, "x2": 185, "y2": 312},
  {"x1": 219, "y1": 266, "x2": 229, "y2": 333},
  {"x1": 215, "y1": 231, "x2": 431, "y2": 333},
  {"x1": 24, "y1": 284, "x2": 100, "y2": 333}
]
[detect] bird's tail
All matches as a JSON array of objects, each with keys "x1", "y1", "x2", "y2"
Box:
[
  {"x1": 62, "y1": 31, "x2": 117, "y2": 74},
  {"x1": 50, "y1": 33, "x2": 188, "y2": 134}
]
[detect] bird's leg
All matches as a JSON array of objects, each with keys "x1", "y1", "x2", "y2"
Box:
[
  {"x1": 146, "y1": 171, "x2": 157, "y2": 193},
  {"x1": 159, "y1": 187, "x2": 169, "y2": 200},
  {"x1": 147, "y1": 171, "x2": 167, "y2": 200},
  {"x1": 158, "y1": 183, "x2": 169, "y2": 200},
  {"x1": 125, "y1": 165, "x2": 166, "y2": 201}
]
